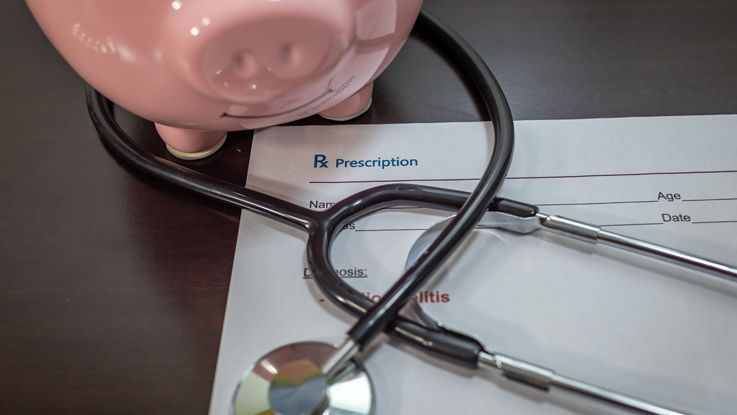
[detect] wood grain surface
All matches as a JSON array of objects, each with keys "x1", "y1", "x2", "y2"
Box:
[{"x1": 1, "y1": 0, "x2": 736, "y2": 413}]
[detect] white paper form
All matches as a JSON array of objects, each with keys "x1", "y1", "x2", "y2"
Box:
[{"x1": 210, "y1": 115, "x2": 737, "y2": 415}]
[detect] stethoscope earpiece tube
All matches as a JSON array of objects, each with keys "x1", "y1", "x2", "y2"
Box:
[
  {"x1": 88, "y1": 7, "x2": 517, "y2": 413},
  {"x1": 298, "y1": 10, "x2": 515, "y2": 369}
]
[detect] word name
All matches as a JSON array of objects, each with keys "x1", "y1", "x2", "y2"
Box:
[{"x1": 310, "y1": 200, "x2": 334, "y2": 209}]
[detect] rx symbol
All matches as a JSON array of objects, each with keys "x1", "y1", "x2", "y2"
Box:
[{"x1": 313, "y1": 154, "x2": 328, "y2": 168}]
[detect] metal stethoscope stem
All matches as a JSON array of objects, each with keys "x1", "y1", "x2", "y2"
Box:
[
  {"x1": 320, "y1": 338, "x2": 359, "y2": 380},
  {"x1": 509, "y1": 210, "x2": 736, "y2": 281},
  {"x1": 404, "y1": 206, "x2": 737, "y2": 415},
  {"x1": 478, "y1": 351, "x2": 688, "y2": 415},
  {"x1": 411, "y1": 206, "x2": 737, "y2": 289}
]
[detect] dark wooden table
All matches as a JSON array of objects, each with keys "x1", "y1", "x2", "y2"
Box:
[{"x1": 2, "y1": 1, "x2": 736, "y2": 413}]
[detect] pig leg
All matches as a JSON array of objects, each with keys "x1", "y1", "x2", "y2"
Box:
[
  {"x1": 154, "y1": 123, "x2": 227, "y2": 160},
  {"x1": 319, "y1": 82, "x2": 373, "y2": 121}
]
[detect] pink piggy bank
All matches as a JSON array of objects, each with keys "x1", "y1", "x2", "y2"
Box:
[{"x1": 26, "y1": 0, "x2": 423, "y2": 159}]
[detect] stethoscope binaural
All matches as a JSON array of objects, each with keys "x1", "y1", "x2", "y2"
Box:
[{"x1": 85, "y1": 10, "x2": 737, "y2": 415}]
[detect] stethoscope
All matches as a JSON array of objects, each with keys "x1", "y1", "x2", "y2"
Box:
[{"x1": 85, "y1": 11, "x2": 736, "y2": 415}]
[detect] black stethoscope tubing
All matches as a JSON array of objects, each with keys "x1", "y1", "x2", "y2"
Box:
[{"x1": 86, "y1": 11, "x2": 516, "y2": 368}]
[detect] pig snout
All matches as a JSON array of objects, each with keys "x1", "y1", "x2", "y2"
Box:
[{"x1": 165, "y1": 0, "x2": 355, "y2": 103}]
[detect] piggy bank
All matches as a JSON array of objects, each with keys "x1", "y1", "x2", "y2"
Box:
[{"x1": 26, "y1": 0, "x2": 423, "y2": 159}]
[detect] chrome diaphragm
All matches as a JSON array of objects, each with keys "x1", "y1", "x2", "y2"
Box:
[{"x1": 231, "y1": 341, "x2": 373, "y2": 415}]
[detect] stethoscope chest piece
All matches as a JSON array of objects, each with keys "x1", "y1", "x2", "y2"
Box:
[{"x1": 231, "y1": 341, "x2": 374, "y2": 415}]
